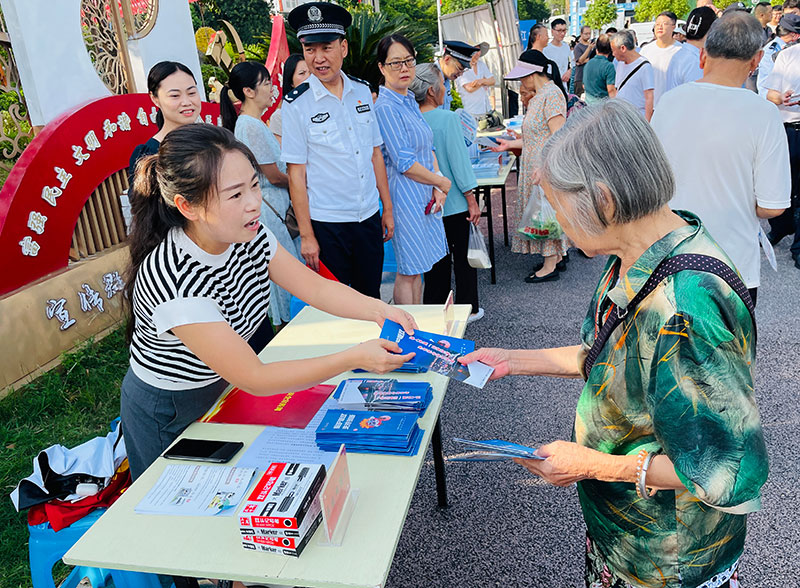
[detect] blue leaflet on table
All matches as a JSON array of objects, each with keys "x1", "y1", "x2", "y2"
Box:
[
  {"x1": 379, "y1": 320, "x2": 475, "y2": 382},
  {"x1": 318, "y1": 427, "x2": 424, "y2": 457},
  {"x1": 334, "y1": 379, "x2": 432, "y2": 414},
  {"x1": 315, "y1": 409, "x2": 423, "y2": 456}
]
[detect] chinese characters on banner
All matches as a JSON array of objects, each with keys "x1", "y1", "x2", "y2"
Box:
[{"x1": 44, "y1": 271, "x2": 125, "y2": 331}]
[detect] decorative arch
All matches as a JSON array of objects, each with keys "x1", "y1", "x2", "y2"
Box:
[{"x1": 0, "y1": 93, "x2": 220, "y2": 296}]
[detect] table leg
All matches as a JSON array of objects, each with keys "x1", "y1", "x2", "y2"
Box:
[
  {"x1": 172, "y1": 576, "x2": 200, "y2": 588},
  {"x1": 484, "y1": 187, "x2": 497, "y2": 284},
  {"x1": 501, "y1": 184, "x2": 509, "y2": 247},
  {"x1": 431, "y1": 416, "x2": 448, "y2": 509}
]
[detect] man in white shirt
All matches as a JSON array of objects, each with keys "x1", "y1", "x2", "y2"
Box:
[
  {"x1": 652, "y1": 11, "x2": 790, "y2": 302},
  {"x1": 543, "y1": 18, "x2": 572, "y2": 84},
  {"x1": 456, "y1": 43, "x2": 496, "y2": 117},
  {"x1": 282, "y1": 2, "x2": 393, "y2": 297},
  {"x1": 665, "y1": 6, "x2": 716, "y2": 92},
  {"x1": 639, "y1": 11, "x2": 683, "y2": 107},
  {"x1": 435, "y1": 40, "x2": 480, "y2": 111},
  {"x1": 757, "y1": 14, "x2": 800, "y2": 97},
  {"x1": 611, "y1": 30, "x2": 655, "y2": 120},
  {"x1": 765, "y1": 31, "x2": 800, "y2": 268}
]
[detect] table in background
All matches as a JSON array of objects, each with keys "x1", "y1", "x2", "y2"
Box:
[
  {"x1": 475, "y1": 154, "x2": 516, "y2": 284},
  {"x1": 65, "y1": 304, "x2": 470, "y2": 588}
]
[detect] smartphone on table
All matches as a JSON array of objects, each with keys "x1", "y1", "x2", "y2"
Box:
[{"x1": 162, "y1": 438, "x2": 244, "y2": 463}]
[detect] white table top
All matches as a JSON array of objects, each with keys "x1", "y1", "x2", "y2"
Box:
[
  {"x1": 475, "y1": 153, "x2": 516, "y2": 188},
  {"x1": 65, "y1": 304, "x2": 470, "y2": 588}
]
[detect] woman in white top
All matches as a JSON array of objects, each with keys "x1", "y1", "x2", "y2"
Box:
[
  {"x1": 221, "y1": 61, "x2": 301, "y2": 327},
  {"x1": 269, "y1": 54, "x2": 310, "y2": 143},
  {"x1": 121, "y1": 124, "x2": 416, "y2": 479}
]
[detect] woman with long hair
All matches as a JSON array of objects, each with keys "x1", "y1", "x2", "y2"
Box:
[
  {"x1": 269, "y1": 54, "x2": 310, "y2": 143},
  {"x1": 374, "y1": 34, "x2": 450, "y2": 304},
  {"x1": 220, "y1": 61, "x2": 302, "y2": 328},
  {"x1": 493, "y1": 50, "x2": 569, "y2": 283},
  {"x1": 127, "y1": 61, "x2": 200, "y2": 188},
  {"x1": 121, "y1": 124, "x2": 417, "y2": 480}
]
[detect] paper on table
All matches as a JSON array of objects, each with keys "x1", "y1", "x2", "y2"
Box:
[
  {"x1": 235, "y1": 398, "x2": 339, "y2": 470},
  {"x1": 135, "y1": 465, "x2": 256, "y2": 516}
]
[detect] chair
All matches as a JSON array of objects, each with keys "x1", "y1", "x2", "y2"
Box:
[{"x1": 28, "y1": 508, "x2": 111, "y2": 588}]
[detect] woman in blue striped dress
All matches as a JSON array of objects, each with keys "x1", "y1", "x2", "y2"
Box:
[{"x1": 374, "y1": 34, "x2": 451, "y2": 304}]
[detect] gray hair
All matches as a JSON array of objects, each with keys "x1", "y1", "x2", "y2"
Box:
[
  {"x1": 705, "y1": 11, "x2": 764, "y2": 60},
  {"x1": 540, "y1": 101, "x2": 674, "y2": 235},
  {"x1": 611, "y1": 30, "x2": 636, "y2": 50},
  {"x1": 409, "y1": 63, "x2": 443, "y2": 103}
]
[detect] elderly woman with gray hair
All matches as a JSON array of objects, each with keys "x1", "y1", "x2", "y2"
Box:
[
  {"x1": 462, "y1": 101, "x2": 768, "y2": 588},
  {"x1": 410, "y1": 63, "x2": 484, "y2": 321}
]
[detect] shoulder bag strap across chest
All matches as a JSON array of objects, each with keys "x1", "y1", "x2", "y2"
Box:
[
  {"x1": 583, "y1": 254, "x2": 757, "y2": 378},
  {"x1": 616, "y1": 60, "x2": 649, "y2": 91}
]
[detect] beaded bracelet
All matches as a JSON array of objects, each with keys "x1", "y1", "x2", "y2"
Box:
[{"x1": 638, "y1": 451, "x2": 657, "y2": 500}]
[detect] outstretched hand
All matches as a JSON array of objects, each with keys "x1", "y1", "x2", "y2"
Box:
[{"x1": 458, "y1": 347, "x2": 512, "y2": 381}]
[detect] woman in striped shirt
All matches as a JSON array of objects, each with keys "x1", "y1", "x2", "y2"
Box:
[
  {"x1": 122, "y1": 124, "x2": 417, "y2": 480},
  {"x1": 374, "y1": 34, "x2": 451, "y2": 304}
]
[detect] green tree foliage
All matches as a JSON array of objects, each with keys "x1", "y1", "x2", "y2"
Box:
[
  {"x1": 190, "y1": 0, "x2": 271, "y2": 45},
  {"x1": 441, "y1": 0, "x2": 483, "y2": 14},
  {"x1": 583, "y1": 0, "x2": 617, "y2": 30},
  {"x1": 381, "y1": 0, "x2": 438, "y2": 41},
  {"x1": 634, "y1": 0, "x2": 691, "y2": 22},
  {"x1": 519, "y1": 0, "x2": 552, "y2": 22}
]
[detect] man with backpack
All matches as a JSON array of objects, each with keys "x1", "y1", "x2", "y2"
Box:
[{"x1": 611, "y1": 30, "x2": 655, "y2": 120}]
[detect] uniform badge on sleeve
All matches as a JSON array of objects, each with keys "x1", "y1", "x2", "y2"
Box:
[{"x1": 311, "y1": 112, "x2": 330, "y2": 123}]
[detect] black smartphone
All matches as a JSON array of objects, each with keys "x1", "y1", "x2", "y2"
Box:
[{"x1": 162, "y1": 439, "x2": 244, "y2": 463}]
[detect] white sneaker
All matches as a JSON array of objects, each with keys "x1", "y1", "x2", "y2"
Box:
[{"x1": 467, "y1": 308, "x2": 485, "y2": 323}]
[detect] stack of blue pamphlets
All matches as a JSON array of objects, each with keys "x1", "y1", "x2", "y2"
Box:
[
  {"x1": 449, "y1": 438, "x2": 545, "y2": 462},
  {"x1": 333, "y1": 378, "x2": 433, "y2": 416},
  {"x1": 315, "y1": 409, "x2": 424, "y2": 456},
  {"x1": 379, "y1": 321, "x2": 494, "y2": 389}
]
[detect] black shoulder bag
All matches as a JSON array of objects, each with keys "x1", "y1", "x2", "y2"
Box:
[{"x1": 583, "y1": 254, "x2": 757, "y2": 378}]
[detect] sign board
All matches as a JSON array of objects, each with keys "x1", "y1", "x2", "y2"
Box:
[{"x1": 518, "y1": 19, "x2": 538, "y2": 48}]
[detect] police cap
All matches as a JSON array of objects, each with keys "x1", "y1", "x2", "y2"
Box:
[
  {"x1": 289, "y1": 2, "x2": 352, "y2": 44},
  {"x1": 780, "y1": 13, "x2": 800, "y2": 33},
  {"x1": 442, "y1": 40, "x2": 480, "y2": 67}
]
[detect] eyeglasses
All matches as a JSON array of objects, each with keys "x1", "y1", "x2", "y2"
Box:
[
  {"x1": 384, "y1": 57, "x2": 416, "y2": 71},
  {"x1": 554, "y1": 27, "x2": 567, "y2": 33}
]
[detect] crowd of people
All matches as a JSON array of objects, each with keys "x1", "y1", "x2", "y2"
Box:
[{"x1": 117, "y1": 1, "x2": 799, "y2": 586}]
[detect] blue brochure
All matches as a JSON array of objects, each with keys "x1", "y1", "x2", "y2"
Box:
[
  {"x1": 379, "y1": 321, "x2": 493, "y2": 388},
  {"x1": 449, "y1": 438, "x2": 545, "y2": 462},
  {"x1": 315, "y1": 409, "x2": 423, "y2": 456}
]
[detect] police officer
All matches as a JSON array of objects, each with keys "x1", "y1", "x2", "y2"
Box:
[
  {"x1": 435, "y1": 40, "x2": 480, "y2": 110},
  {"x1": 758, "y1": 14, "x2": 800, "y2": 96},
  {"x1": 281, "y1": 2, "x2": 393, "y2": 298}
]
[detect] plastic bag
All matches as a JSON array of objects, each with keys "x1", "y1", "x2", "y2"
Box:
[
  {"x1": 467, "y1": 224, "x2": 492, "y2": 269},
  {"x1": 517, "y1": 185, "x2": 562, "y2": 240}
]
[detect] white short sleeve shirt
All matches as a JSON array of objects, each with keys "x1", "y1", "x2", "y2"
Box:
[
  {"x1": 614, "y1": 57, "x2": 654, "y2": 117},
  {"x1": 763, "y1": 42, "x2": 800, "y2": 123},
  {"x1": 281, "y1": 72, "x2": 383, "y2": 222},
  {"x1": 543, "y1": 42, "x2": 571, "y2": 77},
  {"x1": 652, "y1": 82, "x2": 791, "y2": 288},
  {"x1": 456, "y1": 60, "x2": 493, "y2": 116},
  {"x1": 664, "y1": 43, "x2": 703, "y2": 93},
  {"x1": 639, "y1": 41, "x2": 682, "y2": 107}
]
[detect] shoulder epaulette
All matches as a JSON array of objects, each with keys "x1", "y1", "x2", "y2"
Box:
[
  {"x1": 347, "y1": 74, "x2": 371, "y2": 88},
  {"x1": 284, "y1": 82, "x2": 310, "y2": 103}
]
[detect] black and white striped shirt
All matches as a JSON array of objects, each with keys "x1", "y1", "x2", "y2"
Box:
[{"x1": 130, "y1": 225, "x2": 276, "y2": 390}]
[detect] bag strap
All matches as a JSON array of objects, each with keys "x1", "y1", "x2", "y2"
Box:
[
  {"x1": 261, "y1": 196, "x2": 286, "y2": 225},
  {"x1": 583, "y1": 253, "x2": 756, "y2": 377},
  {"x1": 616, "y1": 59, "x2": 649, "y2": 92}
]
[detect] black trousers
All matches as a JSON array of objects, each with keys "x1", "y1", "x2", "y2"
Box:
[
  {"x1": 311, "y1": 211, "x2": 384, "y2": 299},
  {"x1": 423, "y1": 213, "x2": 479, "y2": 313},
  {"x1": 768, "y1": 124, "x2": 800, "y2": 260}
]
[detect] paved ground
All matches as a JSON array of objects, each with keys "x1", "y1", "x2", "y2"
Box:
[{"x1": 384, "y1": 183, "x2": 800, "y2": 588}]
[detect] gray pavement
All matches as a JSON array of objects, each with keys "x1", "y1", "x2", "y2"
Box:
[{"x1": 384, "y1": 185, "x2": 800, "y2": 587}]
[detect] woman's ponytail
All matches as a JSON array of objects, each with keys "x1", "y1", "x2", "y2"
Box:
[{"x1": 219, "y1": 85, "x2": 238, "y2": 132}]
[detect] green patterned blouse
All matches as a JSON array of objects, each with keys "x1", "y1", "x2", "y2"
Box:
[{"x1": 575, "y1": 211, "x2": 768, "y2": 588}]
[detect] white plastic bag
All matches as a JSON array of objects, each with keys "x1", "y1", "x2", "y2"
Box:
[
  {"x1": 517, "y1": 185, "x2": 562, "y2": 240},
  {"x1": 467, "y1": 224, "x2": 492, "y2": 269}
]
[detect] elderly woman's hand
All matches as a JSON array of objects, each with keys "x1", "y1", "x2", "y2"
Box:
[
  {"x1": 514, "y1": 441, "x2": 637, "y2": 487},
  {"x1": 458, "y1": 347, "x2": 512, "y2": 380},
  {"x1": 490, "y1": 138, "x2": 512, "y2": 152}
]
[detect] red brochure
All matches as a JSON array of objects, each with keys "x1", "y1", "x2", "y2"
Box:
[{"x1": 202, "y1": 384, "x2": 334, "y2": 428}]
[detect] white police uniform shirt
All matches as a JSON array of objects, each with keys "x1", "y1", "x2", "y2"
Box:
[
  {"x1": 435, "y1": 60, "x2": 453, "y2": 111},
  {"x1": 758, "y1": 37, "x2": 787, "y2": 98},
  {"x1": 281, "y1": 71, "x2": 383, "y2": 222},
  {"x1": 764, "y1": 43, "x2": 800, "y2": 122}
]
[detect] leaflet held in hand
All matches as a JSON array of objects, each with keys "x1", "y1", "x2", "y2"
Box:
[{"x1": 379, "y1": 320, "x2": 493, "y2": 388}]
